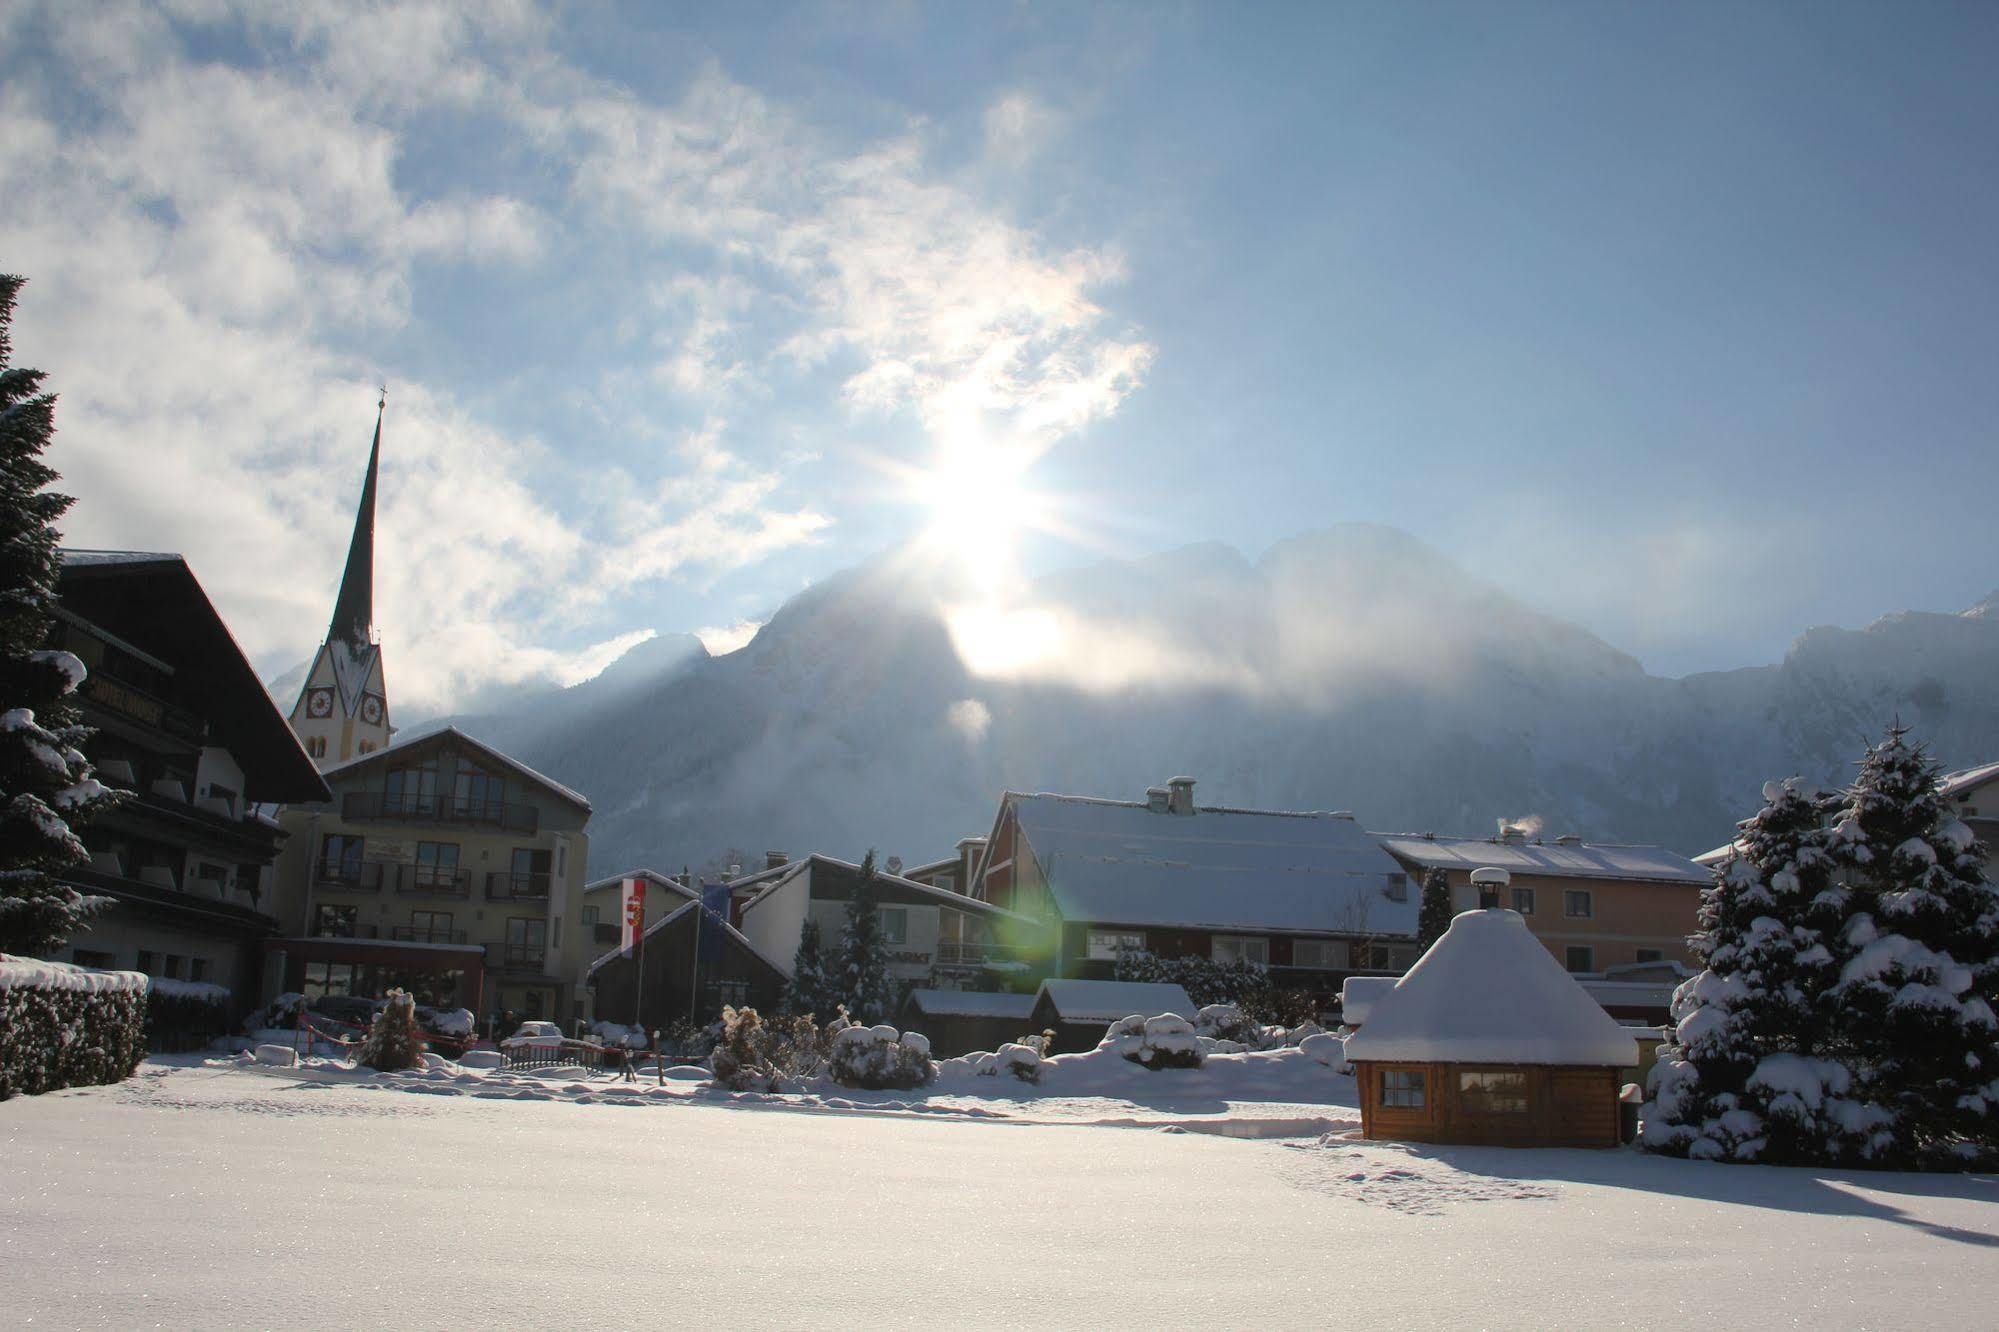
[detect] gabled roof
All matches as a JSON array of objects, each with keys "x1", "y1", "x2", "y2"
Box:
[
  {"x1": 318, "y1": 726, "x2": 591, "y2": 812},
  {"x1": 1376, "y1": 832, "x2": 1708, "y2": 885},
  {"x1": 903, "y1": 989, "x2": 1037, "y2": 1020},
  {"x1": 583, "y1": 895, "x2": 786, "y2": 979},
  {"x1": 57, "y1": 551, "x2": 330, "y2": 803},
  {"x1": 1942, "y1": 760, "x2": 1999, "y2": 802},
  {"x1": 736, "y1": 853, "x2": 1037, "y2": 926},
  {"x1": 1343, "y1": 909, "x2": 1640, "y2": 1066},
  {"x1": 1033, "y1": 978, "x2": 1196, "y2": 1023},
  {"x1": 1000, "y1": 791, "x2": 1417, "y2": 936},
  {"x1": 583, "y1": 868, "x2": 696, "y2": 899}
]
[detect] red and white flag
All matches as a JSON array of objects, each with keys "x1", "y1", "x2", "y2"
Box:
[{"x1": 621, "y1": 877, "x2": 645, "y2": 956}]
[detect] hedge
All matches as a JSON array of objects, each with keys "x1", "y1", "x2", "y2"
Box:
[
  {"x1": 1, "y1": 954, "x2": 146, "y2": 1099},
  {"x1": 144, "y1": 979, "x2": 232, "y2": 1053}
]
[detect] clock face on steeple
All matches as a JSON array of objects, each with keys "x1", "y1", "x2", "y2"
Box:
[
  {"x1": 361, "y1": 694, "x2": 383, "y2": 725},
  {"x1": 306, "y1": 688, "x2": 333, "y2": 719}
]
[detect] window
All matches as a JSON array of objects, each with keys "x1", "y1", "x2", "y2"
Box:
[
  {"x1": 321, "y1": 833, "x2": 365, "y2": 882},
  {"x1": 189, "y1": 958, "x2": 208, "y2": 983},
  {"x1": 408, "y1": 910, "x2": 454, "y2": 943},
  {"x1": 136, "y1": 949, "x2": 160, "y2": 975},
  {"x1": 164, "y1": 954, "x2": 185, "y2": 980},
  {"x1": 1511, "y1": 887, "x2": 1535, "y2": 915},
  {"x1": 414, "y1": 841, "x2": 460, "y2": 887},
  {"x1": 70, "y1": 948, "x2": 116, "y2": 969},
  {"x1": 1635, "y1": 948, "x2": 1664, "y2": 964},
  {"x1": 1566, "y1": 946, "x2": 1595, "y2": 973},
  {"x1": 357, "y1": 742, "x2": 374, "y2": 754},
  {"x1": 314, "y1": 903, "x2": 359, "y2": 938},
  {"x1": 206, "y1": 784, "x2": 239, "y2": 818},
  {"x1": 880, "y1": 907, "x2": 908, "y2": 946},
  {"x1": 1086, "y1": 929, "x2": 1146, "y2": 962},
  {"x1": 302, "y1": 961, "x2": 357, "y2": 997},
  {"x1": 1213, "y1": 936, "x2": 1271, "y2": 966},
  {"x1": 1291, "y1": 939, "x2": 1348, "y2": 970},
  {"x1": 1458, "y1": 1069, "x2": 1530, "y2": 1115},
  {"x1": 1363, "y1": 942, "x2": 1421, "y2": 971},
  {"x1": 306, "y1": 735, "x2": 326, "y2": 759},
  {"x1": 458, "y1": 766, "x2": 505, "y2": 815},
  {"x1": 1564, "y1": 890, "x2": 1593, "y2": 919},
  {"x1": 194, "y1": 862, "x2": 228, "y2": 892},
  {"x1": 1381, "y1": 1069, "x2": 1426, "y2": 1109},
  {"x1": 384, "y1": 760, "x2": 438, "y2": 815},
  {"x1": 509, "y1": 847, "x2": 552, "y2": 895},
  {"x1": 1384, "y1": 871, "x2": 1408, "y2": 902},
  {"x1": 580, "y1": 905, "x2": 599, "y2": 927},
  {"x1": 505, "y1": 918, "x2": 547, "y2": 965}
]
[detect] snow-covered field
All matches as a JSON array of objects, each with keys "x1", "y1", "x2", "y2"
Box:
[{"x1": 5, "y1": 1058, "x2": 1997, "y2": 1328}]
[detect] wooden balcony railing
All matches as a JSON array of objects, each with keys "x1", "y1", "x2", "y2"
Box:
[
  {"x1": 935, "y1": 941, "x2": 1028, "y2": 967},
  {"x1": 341, "y1": 791, "x2": 538, "y2": 835},
  {"x1": 485, "y1": 872, "x2": 552, "y2": 902}
]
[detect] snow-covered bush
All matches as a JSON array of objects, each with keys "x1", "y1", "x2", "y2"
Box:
[
  {"x1": 427, "y1": 1008, "x2": 476, "y2": 1038},
  {"x1": 707, "y1": 1007, "x2": 829, "y2": 1091},
  {"x1": 825, "y1": 1016, "x2": 936, "y2": 1090},
  {"x1": 1114, "y1": 949, "x2": 1268, "y2": 1007},
  {"x1": 1298, "y1": 1031, "x2": 1348, "y2": 1072},
  {"x1": 1193, "y1": 1003, "x2": 1260, "y2": 1046},
  {"x1": 245, "y1": 992, "x2": 306, "y2": 1032},
  {"x1": 0, "y1": 954, "x2": 145, "y2": 1098},
  {"x1": 1099, "y1": 1013, "x2": 1205, "y2": 1070},
  {"x1": 505, "y1": 1020, "x2": 563, "y2": 1044},
  {"x1": 354, "y1": 989, "x2": 425, "y2": 1072},
  {"x1": 589, "y1": 1019, "x2": 648, "y2": 1049},
  {"x1": 975, "y1": 1042, "x2": 1044, "y2": 1084}
]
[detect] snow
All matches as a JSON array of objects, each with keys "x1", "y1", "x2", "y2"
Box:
[
  {"x1": 252, "y1": 1044, "x2": 297, "y2": 1067},
  {"x1": 456, "y1": 1049, "x2": 505, "y2": 1070},
  {"x1": 0, "y1": 953, "x2": 146, "y2": 994},
  {"x1": 1009, "y1": 792, "x2": 1419, "y2": 934},
  {"x1": 4, "y1": 1058, "x2": 1996, "y2": 1326},
  {"x1": 1343, "y1": 910, "x2": 1641, "y2": 1067},
  {"x1": 29, "y1": 648, "x2": 88, "y2": 692},
  {"x1": 428, "y1": 1008, "x2": 476, "y2": 1037},
  {"x1": 1338, "y1": 975, "x2": 1395, "y2": 1026},
  {"x1": 1035, "y1": 978, "x2": 1195, "y2": 1022},
  {"x1": 1377, "y1": 832, "x2": 1709, "y2": 885},
  {"x1": 146, "y1": 976, "x2": 230, "y2": 1001},
  {"x1": 903, "y1": 988, "x2": 1037, "y2": 1020}
]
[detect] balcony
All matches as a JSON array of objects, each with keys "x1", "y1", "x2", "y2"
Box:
[
  {"x1": 341, "y1": 791, "x2": 538, "y2": 835},
  {"x1": 494, "y1": 944, "x2": 547, "y2": 971},
  {"x1": 485, "y1": 871, "x2": 552, "y2": 902},
  {"x1": 315, "y1": 859, "x2": 385, "y2": 894},
  {"x1": 936, "y1": 941, "x2": 1030, "y2": 968},
  {"x1": 318, "y1": 861, "x2": 471, "y2": 898},
  {"x1": 395, "y1": 868, "x2": 470, "y2": 900},
  {"x1": 391, "y1": 926, "x2": 468, "y2": 945}
]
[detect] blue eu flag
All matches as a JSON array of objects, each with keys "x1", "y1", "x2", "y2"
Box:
[{"x1": 698, "y1": 882, "x2": 730, "y2": 963}]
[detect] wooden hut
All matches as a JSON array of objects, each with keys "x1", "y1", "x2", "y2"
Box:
[
  {"x1": 1030, "y1": 979, "x2": 1197, "y2": 1054},
  {"x1": 899, "y1": 989, "x2": 1037, "y2": 1057},
  {"x1": 1343, "y1": 905, "x2": 1640, "y2": 1148}
]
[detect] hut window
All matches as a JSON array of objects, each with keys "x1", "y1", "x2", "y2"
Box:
[
  {"x1": 1381, "y1": 1069, "x2": 1426, "y2": 1108},
  {"x1": 1458, "y1": 1069, "x2": 1529, "y2": 1115}
]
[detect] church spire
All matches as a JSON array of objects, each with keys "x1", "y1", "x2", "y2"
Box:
[{"x1": 328, "y1": 390, "x2": 383, "y2": 649}]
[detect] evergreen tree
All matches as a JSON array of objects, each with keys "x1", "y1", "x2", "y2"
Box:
[
  {"x1": 784, "y1": 917, "x2": 833, "y2": 1018},
  {"x1": 1416, "y1": 867, "x2": 1452, "y2": 949},
  {"x1": 1643, "y1": 777, "x2": 1852, "y2": 1164},
  {"x1": 0, "y1": 274, "x2": 120, "y2": 957},
  {"x1": 1820, "y1": 725, "x2": 1999, "y2": 1169},
  {"x1": 354, "y1": 988, "x2": 426, "y2": 1072},
  {"x1": 834, "y1": 850, "x2": 895, "y2": 1025}
]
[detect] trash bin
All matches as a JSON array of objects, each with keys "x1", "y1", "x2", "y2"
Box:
[{"x1": 1618, "y1": 1082, "x2": 1643, "y2": 1144}]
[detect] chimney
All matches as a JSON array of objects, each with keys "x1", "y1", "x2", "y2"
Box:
[
  {"x1": 1554, "y1": 834, "x2": 1581, "y2": 846},
  {"x1": 765, "y1": 850, "x2": 788, "y2": 870},
  {"x1": 1167, "y1": 776, "x2": 1196, "y2": 816},
  {"x1": 1496, "y1": 820, "x2": 1527, "y2": 845},
  {"x1": 1145, "y1": 787, "x2": 1170, "y2": 813},
  {"x1": 1470, "y1": 865, "x2": 1511, "y2": 909},
  {"x1": 886, "y1": 855, "x2": 903, "y2": 876},
  {"x1": 955, "y1": 836, "x2": 987, "y2": 895}
]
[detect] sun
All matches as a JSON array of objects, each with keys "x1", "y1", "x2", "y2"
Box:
[{"x1": 905, "y1": 439, "x2": 1048, "y2": 590}]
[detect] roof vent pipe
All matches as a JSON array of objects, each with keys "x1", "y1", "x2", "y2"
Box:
[
  {"x1": 765, "y1": 850, "x2": 788, "y2": 870},
  {"x1": 1145, "y1": 787, "x2": 1170, "y2": 813},
  {"x1": 1167, "y1": 776, "x2": 1196, "y2": 816}
]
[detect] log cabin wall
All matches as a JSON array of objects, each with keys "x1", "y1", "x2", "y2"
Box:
[{"x1": 1356, "y1": 1061, "x2": 1622, "y2": 1148}]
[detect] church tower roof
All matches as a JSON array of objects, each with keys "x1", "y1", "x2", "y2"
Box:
[{"x1": 327, "y1": 395, "x2": 382, "y2": 650}]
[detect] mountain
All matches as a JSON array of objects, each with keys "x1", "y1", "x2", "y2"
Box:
[{"x1": 412, "y1": 524, "x2": 1999, "y2": 877}]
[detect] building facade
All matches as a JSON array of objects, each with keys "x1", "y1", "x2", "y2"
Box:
[
  {"x1": 1378, "y1": 827, "x2": 1708, "y2": 975},
  {"x1": 268, "y1": 728, "x2": 594, "y2": 1028},
  {"x1": 48, "y1": 552, "x2": 332, "y2": 1014}
]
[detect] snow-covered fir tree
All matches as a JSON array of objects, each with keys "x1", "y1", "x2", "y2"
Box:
[
  {"x1": 1416, "y1": 867, "x2": 1452, "y2": 949},
  {"x1": 1643, "y1": 777, "x2": 1854, "y2": 1164},
  {"x1": 354, "y1": 989, "x2": 425, "y2": 1072},
  {"x1": 834, "y1": 851, "x2": 895, "y2": 1025},
  {"x1": 784, "y1": 916, "x2": 834, "y2": 1019},
  {"x1": 0, "y1": 274, "x2": 120, "y2": 957},
  {"x1": 1819, "y1": 725, "x2": 1999, "y2": 1169}
]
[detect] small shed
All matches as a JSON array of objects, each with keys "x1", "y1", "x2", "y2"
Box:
[
  {"x1": 899, "y1": 989, "x2": 1038, "y2": 1057},
  {"x1": 1343, "y1": 908, "x2": 1640, "y2": 1148},
  {"x1": 1030, "y1": 979, "x2": 1197, "y2": 1053}
]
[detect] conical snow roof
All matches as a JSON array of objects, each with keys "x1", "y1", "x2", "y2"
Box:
[{"x1": 1344, "y1": 909, "x2": 1640, "y2": 1067}]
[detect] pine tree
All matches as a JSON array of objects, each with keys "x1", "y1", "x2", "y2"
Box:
[
  {"x1": 0, "y1": 274, "x2": 121, "y2": 957},
  {"x1": 1820, "y1": 724, "x2": 1999, "y2": 1169},
  {"x1": 1416, "y1": 867, "x2": 1452, "y2": 949},
  {"x1": 1642, "y1": 777, "x2": 1853, "y2": 1164},
  {"x1": 834, "y1": 850, "x2": 895, "y2": 1025},
  {"x1": 354, "y1": 989, "x2": 426, "y2": 1072},
  {"x1": 784, "y1": 917, "x2": 833, "y2": 1019}
]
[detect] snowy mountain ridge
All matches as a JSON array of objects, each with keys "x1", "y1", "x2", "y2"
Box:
[{"x1": 416, "y1": 525, "x2": 1999, "y2": 877}]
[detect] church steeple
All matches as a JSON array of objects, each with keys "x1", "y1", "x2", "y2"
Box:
[
  {"x1": 289, "y1": 392, "x2": 394, "y2": 770},
  {"x1": 328, "y1": 392, "x2": 382, "y2": 650}
]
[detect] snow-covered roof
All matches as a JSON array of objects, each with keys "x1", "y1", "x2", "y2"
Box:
[
  {"x1": 1338, "y1": 976, "x2": 1397, "y2": 1026},
  {"x1": 1033, "y1": 978, "x2": 1196, "y2": 1022},
  {"x1": 1376, "y1": 833, "x2": 1708, "y2": 886},
  {"x1": 584, "y1": 896, "x2": 789, "y2": 979},
  {"x1": 57, "y1": 549, "x2": 182, "y2": 568},
  {"x1": 1007, "y1": 793, "x2": 1417, "y2": 935},
  {"x1": 903, "y1": 989, "x2": 1037, "y2": 1020},
  {"x1": 1941, "y1": 760, "x2": 1999, "y2": 801},
  {"x1": 1343, "y1": 910, "x2": 1640, "y2": 1067},
  {"x1": 319, "y1": 726, "x2": 592, "y2": 812},
  {"x1": 583, "y1": 868, "x2": 696, "y2": 899},
  {"x1": 736, "y1": 854, "x2": 1037, "y2": 925}
]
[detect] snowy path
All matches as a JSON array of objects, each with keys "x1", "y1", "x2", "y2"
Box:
[{"x1": 4, "y1": 1061, "x2": 1997, "y2": 1328}]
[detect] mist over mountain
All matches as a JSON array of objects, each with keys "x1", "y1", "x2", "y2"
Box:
[{"x1": 419, "y1": 524, "x2": 1999, "y2": 877}]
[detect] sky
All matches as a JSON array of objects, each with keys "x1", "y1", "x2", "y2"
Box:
[{"x1": 3, "y1": 0, "x2": 1995, "y2": 716}]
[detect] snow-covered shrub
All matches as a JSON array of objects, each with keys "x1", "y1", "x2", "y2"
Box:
[
  {"x1": 1193, "y1": 1003, "x2": 1261, "y2": 1046},
  {"x1": 0, "y1": 954, "x2": 145, "y2": 1098},
  {"x1": 975, "y1": 1042, "x2": 1044, "y2": 1084},
  {"x1": 245, "y1": 992, "x2": 306, "y2": 1032},
  {"x1": 825, "y1": 1017, "x2": 936, "y2": 1090},
  {"x1": 427, "y1": 1008, "x2": 476, "y2": 1038},
  {"x1": 354, "y1": 989, "x2": 426, "y2": 1072},
  {"x1": 589, "y1": 1020, "x2": 648, "y2": 1049},
  {"x1": 1298, "y1": 1031, "x2": 1348, "y2": 1072},
  {"x1": 1099, "y1": 1013, "x2": 1205, "y2": 1070},
  {"x1": 1114, "y1": 949, "x2": 1268, "y2": 1007},
  {"x1": 707, "y1": 1007, "x2": 829, "y2": 1091}
]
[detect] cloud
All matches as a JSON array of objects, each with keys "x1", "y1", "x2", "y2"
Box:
[
  {"x1": 983, "y1": 92, "x2": 1059, "y2": 169},
  {"x1": 946, "y1": 697, "x2": 993, "y2": 743}
]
